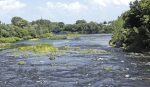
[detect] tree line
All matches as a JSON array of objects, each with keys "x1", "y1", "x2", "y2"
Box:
[
  {"x1": 0, "y1": 17, "x2": 112, "y2": 39},
  {"x1": 110, "y1": 0, "x2": 150, "y2": 52}
]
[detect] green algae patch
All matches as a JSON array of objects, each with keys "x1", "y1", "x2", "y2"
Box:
[
  {"x1": 79, "y1": 49, "x2": 110, "y2": 54},
  {"x1": 98, "y1": 66, "x2": 113, "y2": 71},
  {"x1": 58, "y1": 46, "x2": 71, "y2": 50},
  {"x1": 17, "y1": 43, "x2": 58, "y2": 53},
  {"x1": 17, "y1": 61, "x2": 26, "y2": 65},
  {"x1": 102, "y1": 66, "x2": 113, "y2": 71}
]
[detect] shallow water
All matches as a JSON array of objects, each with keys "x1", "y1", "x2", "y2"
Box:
[{"x1": 0, "y1": 34, "x2": 150, "y2": 87}]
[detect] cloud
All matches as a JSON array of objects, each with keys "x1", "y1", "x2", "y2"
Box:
[
  {"x1": 0, "y1": 0, "x2": 26, "y2": 11},
  {"x1": 92, "y1": 0, "x2": 135, "y2": 7},
  {"x1": 46, "y1": 1, "x2": 88, "y2": 13},
  {"x1": 0, "y1": 0, "x2": 135, "y2": 24}
]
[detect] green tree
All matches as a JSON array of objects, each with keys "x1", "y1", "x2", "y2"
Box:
[
  {"x1": 11, "y1": 17, "x2": 28, "y2": 28},
  {"x1": 76, "y1": 20, "x2": 87, "y2": 24},
  {"x1": 110, "y1": 0, "x2": 150, "y2": 52}
]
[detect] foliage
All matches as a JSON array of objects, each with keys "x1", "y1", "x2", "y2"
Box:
[
  {"x1": 40, "y1": 33, "x2": 53, "y2": 38},
  {"x1": 110, "y1": 0, "x2": 150, "y2": 52},
  {"x1": 11, "y1": 17, "x2": 29, "y2": 28},
  {"x1": 64, "y1": 20, "x2": 112, "y2": 34},
  {"x1": 0, "y1": 16, "x2": 112, "y2": 42}
]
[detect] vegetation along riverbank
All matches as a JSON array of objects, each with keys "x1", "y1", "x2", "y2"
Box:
[{"x1": 109, "y1": 0, "x2": 150, "y2": 53}]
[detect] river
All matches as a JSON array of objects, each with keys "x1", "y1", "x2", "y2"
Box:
[{"x1": 0, "y1": 34, "x2": 150, "y2": 87}]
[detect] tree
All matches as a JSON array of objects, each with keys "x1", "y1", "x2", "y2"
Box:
[
  {"x1": 58, "y1": 22, "x2": 64, "y2": 28},
  {"x1": 76, "y1": 20, "x2": 87, "y2": 24},
  {"x1": 110, "y1": 0, "x2": 150, "y2": 52},
  {"x1": 11, "y1": 17, "x2": 28, "y2": 28},
  {"x1": 86, "y1": 22, "x2": 99, "y2": 34},
  {"x1": 64, "y1": 24, "x2": 76, "y2": 32},
  {"x1": 103, "y1": 21, "x2": 107, "y2": 24}
]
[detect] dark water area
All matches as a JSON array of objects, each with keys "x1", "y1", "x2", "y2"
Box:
[{"x1": 0, "y1": 34, "x2": 150, "y2": 87}]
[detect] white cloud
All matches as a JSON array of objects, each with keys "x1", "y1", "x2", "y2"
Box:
[
  {"x1": 46, "y1": 1, "x2": 88, "y2": 13},
  {"x1": 0, "y1": 0, "x2": 26, "y2": 11},
  {"x1": 93, "y1": 0, "x2": 135, "y2": 7}
]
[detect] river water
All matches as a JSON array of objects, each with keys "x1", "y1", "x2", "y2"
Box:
[{"x1": 0, "y1": 34, "x2": 150, "y2": 87}]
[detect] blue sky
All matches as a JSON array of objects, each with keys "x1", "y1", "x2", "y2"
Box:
[{"x1": 0, "y1": 0, "x2": 135, "y2": 24}]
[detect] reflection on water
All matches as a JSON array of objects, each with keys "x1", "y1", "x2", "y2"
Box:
[{"x1": 0, "y1": 34, "x2": 150, "y2": 87}]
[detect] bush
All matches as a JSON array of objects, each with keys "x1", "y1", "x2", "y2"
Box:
[{"x1": 40, "y1": 33, "x2": 54, "y2": 38}]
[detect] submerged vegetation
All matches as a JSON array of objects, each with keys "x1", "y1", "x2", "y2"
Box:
[
  {"x1": 49, "y1": 55, "x2": 56, "y2": 60},
  {"x1": 58, "y1": 46, "x2": 71, "y2": 50},
  {"x1": 102, "y1": 66, "x2": 113, "y2": 71},
  {"x1": 17, "y1": 61, "x2": 26, "y2": 65},
  {"x1": 17, "y1": 43, "x2": 109, "y2": 56},
  {"x1": 17, "y1": 43, "x2": 58, "y2": 53},
  {"x1": 110, "y1": 0, "x2": 150, "y2": 52},
  {"x1": 79, "y1": 49, "x2": 110, "y2": 54},
  {"x1": 0, "y1": 43, "x2": 14, "y2": 49}
]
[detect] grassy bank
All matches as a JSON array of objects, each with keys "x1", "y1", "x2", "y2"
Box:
[{"x1": 0, "y1": 33, "x2": 80, "y2": 44}]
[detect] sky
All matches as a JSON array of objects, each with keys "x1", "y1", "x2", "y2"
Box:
[{"x1": 0, "y1": 0, "x2": 135, "y2": 24}]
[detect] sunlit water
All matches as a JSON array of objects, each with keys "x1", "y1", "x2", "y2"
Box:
[{"x1": 0, "y1": 34, "x2": 150, "y2": 87}]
